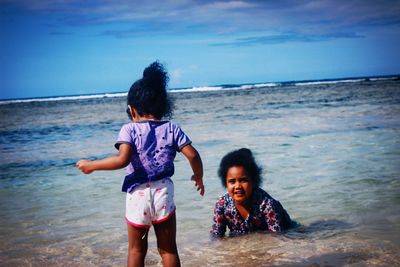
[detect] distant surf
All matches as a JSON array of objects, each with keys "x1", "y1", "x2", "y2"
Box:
[{"x1": 1, "y1": 75, "x2": 398, "y2": 105}]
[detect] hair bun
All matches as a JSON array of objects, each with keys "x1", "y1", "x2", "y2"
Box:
[
  {"x1": 142, "y1": 61, "x2": 169, "y2": 90},
  {"x1": 238, "y1": 148, "x2": 253, "y2": 157}
]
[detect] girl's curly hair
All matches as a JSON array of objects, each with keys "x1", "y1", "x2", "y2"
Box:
[
  {"x1": 218, "y1": 148, "x2": 263, "y2": 188},
  {"x1": 127, "y1": 61, "x2": 174, "y2": 119}
]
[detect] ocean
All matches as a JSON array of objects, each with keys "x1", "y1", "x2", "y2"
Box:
[{"x1": 0, "y1": 76, "x2": 399, "y2": 266}]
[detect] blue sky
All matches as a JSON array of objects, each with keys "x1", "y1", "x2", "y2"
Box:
[{"x1": 1, "y1": 0, "x2": 400, "y2": 100}]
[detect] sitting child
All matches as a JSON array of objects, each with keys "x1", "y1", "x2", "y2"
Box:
[{"x1": 211, "y1": 148, "x2": 293, "y2": 238}]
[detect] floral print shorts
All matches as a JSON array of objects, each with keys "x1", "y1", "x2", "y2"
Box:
[{"x1": 125, "y1": 178, "x2": 175, "y2": 228}]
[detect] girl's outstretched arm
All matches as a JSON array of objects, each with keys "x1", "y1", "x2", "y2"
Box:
[
  {"x1": 76, "y1": 144, "x2": 132, "y2": 174},
  {"x1": 181, "y1": 144, "x2": 205, "y2": 196}
]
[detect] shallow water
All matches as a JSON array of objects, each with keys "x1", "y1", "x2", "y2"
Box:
[{"x1": 0, "y1": 79, "x2": 399, "y2": 266}]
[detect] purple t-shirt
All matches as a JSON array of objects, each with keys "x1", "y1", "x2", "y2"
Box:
[{"x1": 115, "y1": 120, "x2": 191, "y2": 193}]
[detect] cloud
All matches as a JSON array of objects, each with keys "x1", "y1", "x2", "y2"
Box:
[
  {"x1": 358, "y1": 14, "x2": 400, "y2": 27},
  {"x1": 1, "y1": 0, "x2": 399, "y2": 37},
  {"x1": 211, "y1": 32, "x2": 364, "y2": 46},
  {"x1": 100, "y1": 23, "x2": 167, "y2": 38},
  {"x1": 204, "y1": 1, "x2": 255, "y2": 10}
]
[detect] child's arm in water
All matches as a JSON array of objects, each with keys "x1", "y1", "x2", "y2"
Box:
[
  {"x1": 181, "y1": 144, "x2": 205, "y2": 196},
  {"x1": 76, "y1": 144, "x2": 132, "y2": 174}
]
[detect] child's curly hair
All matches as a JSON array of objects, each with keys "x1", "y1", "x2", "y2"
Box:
[
  {"x1": 127, "y1": 61, "x2": 174, "y2": 120},
  {"x1": 218, "y1": 148, "x2": 263, "y2": 188}
]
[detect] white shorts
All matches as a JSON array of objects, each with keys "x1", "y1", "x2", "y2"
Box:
[{"x1": 125, "y1": 178, "x2": 175, "y2": 229}]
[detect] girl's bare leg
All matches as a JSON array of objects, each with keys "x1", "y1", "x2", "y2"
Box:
[
  {"x1": 127, "y1": 224, "x2": 148, "y2": 267},
  {"x1": 153, "y1": 213, "x2": 181, "y2": 267}
]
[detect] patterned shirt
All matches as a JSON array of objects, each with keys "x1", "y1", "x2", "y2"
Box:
[
  {"x1": 115, "y1": 120, "x2": 191, "y2": 193},
  {"x1": 211, "y1": 187, "x2": 293, "y2": 238}
]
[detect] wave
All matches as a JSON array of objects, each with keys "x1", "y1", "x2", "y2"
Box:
[
  {"x1": 169, "y1": 86, "x2": 224, "y2": 93},
  {"x1": 1, "y1": 75, "x2": 398, "y2": 104},
  {"x1": 0, "y1": 92, "x2": 127, "y2": 105},
  {"x1": 293, "y1": 78, "x2": 365, "y2": 86},
  {"x1": 292, "y1": 76, "x2": 399, "y2": 87},
  {"x1": 169, "y1": 82, "x2": 278, "y2": 93}
]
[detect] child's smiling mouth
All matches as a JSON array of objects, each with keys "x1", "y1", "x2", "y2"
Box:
[{"x1": 234, "y1": 190, "x2": 245, "y2": 196}]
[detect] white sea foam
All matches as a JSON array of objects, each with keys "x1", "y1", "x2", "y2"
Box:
[
  {"x1": 369, "y1": 76, "x2": 398, "y2": 81},
  {"x1": 254, "y1": 83, "x2": 278, "y2": 87},
  {"x1": 294, "y1": 79, "x2": 365, "y2": 86},
  {"x1": 169, "y1": 86, "x2": 224, "y2": 93},
  {"x1": 1, "y1": 76, "x2": 397, "y2": 104},
  {"x1": 0, "y1": 92, "x2": 127, "y2": 105},
  {"x1": 170, "y1": 82, "x2": 279, "y2": 93}
]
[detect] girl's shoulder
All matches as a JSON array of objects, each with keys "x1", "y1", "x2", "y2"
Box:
[
  {"x1": 221, "y1": 192, "x2": 231, "y2": 200},
  {"x1": 253, "y1": 187, "x2": 278, "y2": 205},
  {"x1": 165, "y1": 120, "x2": 183, "y2": 130},
  {"x1": 254, "y1": 188, "x2": 288, "y2": 213},
  {"x1": 253, "y1": 187, "x2": 271, "y2": 198},
  {"x1": 120, "y1": 122, "x2": 136, "y2": 130},
  {"x1": 117, "y1": 122, "x2": 135, "y2": 136},
  {"x1": 215, "y1": 192, "x2": 233, "y2": 206}
]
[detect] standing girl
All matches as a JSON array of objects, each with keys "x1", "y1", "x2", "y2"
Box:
[{"x1": 77, "y1": 61, "x2": 204, "y2": 267}]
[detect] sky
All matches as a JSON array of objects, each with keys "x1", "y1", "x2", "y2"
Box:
[{"x1": 1, "y1": 0, "x2": 400, "y2": 100}]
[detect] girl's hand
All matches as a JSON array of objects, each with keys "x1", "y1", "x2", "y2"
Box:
[
  {"x1": 191, "y1": 174, "x2": 205, "y2": 196},
  {"x1": 76, "y1": 160, "x2": 94, "y2": 174}
]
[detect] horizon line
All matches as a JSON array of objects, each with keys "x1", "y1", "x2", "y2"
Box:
[{"x1": 1, "y1": 73, "x2": 399, "y2": 103}]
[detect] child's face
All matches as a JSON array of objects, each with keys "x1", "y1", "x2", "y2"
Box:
[{"x1": 226, "y1": 165, "x2": 253, "y2": 205}]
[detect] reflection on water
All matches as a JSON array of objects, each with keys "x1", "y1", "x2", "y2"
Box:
[
  {"x1": 179, "y1": 228, "x2": 399, "y2": 267},
  {"x1": 0, "y1": 80, "x2": 400, "y2": 266}
]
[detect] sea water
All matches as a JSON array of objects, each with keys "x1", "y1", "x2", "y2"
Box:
[{"x1": 0, "y1": 78, "x2": 399, "y2": 266}]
